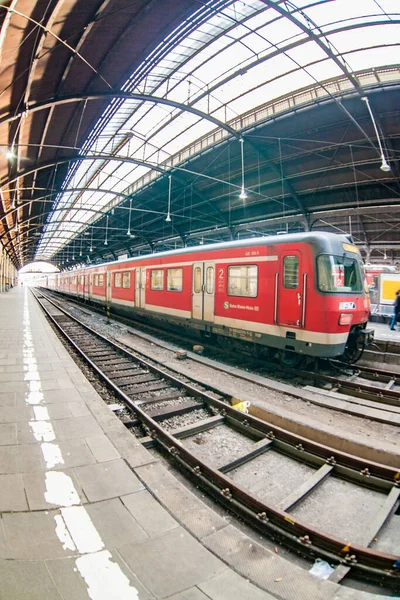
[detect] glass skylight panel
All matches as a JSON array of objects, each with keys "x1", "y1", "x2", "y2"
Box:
[
  {"x1": 326, "y1": 24, "x2": 400, "y2": 54},
  {"x1": 344, "y1": 46, "x2": 399, "y2": 72}
]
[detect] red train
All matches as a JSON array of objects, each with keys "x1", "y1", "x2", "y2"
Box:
[{"x1": 46, "y1": 232, "x2": 374, "y2": 363}]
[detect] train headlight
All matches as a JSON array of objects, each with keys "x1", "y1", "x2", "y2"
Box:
[{"x1": 339, "y1": 313, "x2": 353, "y2": 326}]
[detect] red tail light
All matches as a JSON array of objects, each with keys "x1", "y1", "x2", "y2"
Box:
[{"x1": 339, "y1": 313, "x2": 353, "y2": 326}]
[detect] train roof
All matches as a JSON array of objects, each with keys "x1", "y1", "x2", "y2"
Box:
[{"x1": 58, "y1": 231, "x2": 357, "y2": 273}]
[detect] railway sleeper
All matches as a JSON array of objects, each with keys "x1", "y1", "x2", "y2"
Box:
[
  {"x1": 147, "y1": 400, "x2": 204, "y2": 420},
  {"x1": 125, "y1": 382, "x2": 171, "y2": 396}
]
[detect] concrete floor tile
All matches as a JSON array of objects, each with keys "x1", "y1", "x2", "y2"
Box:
[
  {"x1": 0, "y1": 392, "x2": 16, "y2": 406},
  {"x1": 57, "y1": 378, "x2": 78, "y2": 390},
  {"x1": 119, "y1": 527, "x2": 226, "y2": 598},
  {"x1": 2, "y1": 510, "x2": 79, "y2": 559},
  {"x1": 121, "y1": 490, "x2": 179, "y2": 537},
  {"x1": 47, "y1": 551, "x2": 155, "y2": 600},
  {"x1": 85, "y1": 434, "x2": 120, "y2": 462},
  {"x1": 203, "y1": 525, "x2": 336, "y2": 600},
  {"x1": 23, "y1": 468, "x2": 87, "y2": 510},
  {"x1": 198, "y1": 569, "x2": 276, "y2": 599},
  {"x1": 74, "y1": 459, "x2": 144, "y2": 502},
  {"x1": 0, "y1": 422, "x2": 17, "y2": 444},
  {"x1": 0, "y1": 405, "x2": 34, "y2": 423},
  {"x1": 41, "y1": 389, "x2": 83, "y2": 403},
  {"x1": 0, "y1": 559, "x2": 63, "y2": 600},
  {"x1": 52, "y1": 438, "x2": 98, "y2": 469},
  {"x1": 45, "y1": 403, "x2": 74, "y2": 419},
  {"x1": 67, "y1": 401, "x2": 91, "y2": 417},
  {"x1": 0, "y1": 474, "x2": 28, "y2": 511},
  {"x1": 108, "y1": 431, "x2": 157, "y2": 468},
  {"x1": 85, "y1": 498, "x2": 148, "y2": 546},
  {"x1": 18, "y1": 443, "x2": 49, "y2": 472},
  {"x1": 166, "y1": 589, "x2": 210, "y2": 600},
  {"x1": 56, "y1": 415, "x2": 103, "y2": 439},
  {"x1": 0, "y1": 445, "x2": 19, "y2": 473}
]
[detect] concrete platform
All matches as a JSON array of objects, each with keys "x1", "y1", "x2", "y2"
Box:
[{"x1": 0, "y1": 286, "x2": 392, "y2": 600}]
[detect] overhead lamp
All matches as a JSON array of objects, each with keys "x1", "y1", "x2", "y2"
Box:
[
  {"x1": 104, "y1": 215, "x2": 109, "y2": 245},
  {"x1": 6, "y1": 146, "x2": 16, "y2": 160},
  {"x1": 166, "y1": 175, "x2": 172, "y2": 222},
  {"x1": 127, "y1": 198, "x2": 132, "y2": 236},
  {"x1": 239, "y1": 137, "x2": 247, "y2": 200},
  {"x1": 361, "y1": 96, "x2": 391, "y2": 173}
]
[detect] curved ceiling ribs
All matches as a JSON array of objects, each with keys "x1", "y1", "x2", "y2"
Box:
[{"x1": 0, "y1": 0, "x2": 398, "y2": 269}]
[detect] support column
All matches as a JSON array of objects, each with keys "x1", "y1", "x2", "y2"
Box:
[{"x1": 0, "y1": 248, "x2": 3, "y2": 293}]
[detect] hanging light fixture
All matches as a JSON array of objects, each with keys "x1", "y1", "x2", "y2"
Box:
[
  {"x1": 89, "y1": 226, "x2": 94, "y2": 252},
  {"x1": 104, "y1": 216, "x2": 109, "y2": 245},
  {"x1": 165, "y1": 175, "x2": 172, "y2": 222},
  {"x1": 127, "y1": 198, "x2": 132, "y2": 236},
  {"x1": 361, "y1": 97, "x2": 391, "y2": 172},
  {"x1": 239, "y1": 137, "x2": 247, "y2": 200}
]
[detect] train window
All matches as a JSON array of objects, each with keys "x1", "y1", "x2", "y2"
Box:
[
  {"x1": 114, "y1": 272, "x2": 122, "y2": 288},
  {"x1": 194, "y1": 267, "x2": 202, "y2": 293},
  {"x1": 283, "y1": 256, "x2": 299, "y2": 289},
  {"x1": 94, "y1": 274, "x2": 98, "y2": 286},
  {"x1": 98, "y1": 274, "x2": 104, "y2": 286},
  {"x1": 317, "y1": 255, "x2": 362, "y2": 293},
  {"x1": 151, "y1": 269, "x2": 164, "y2": 290},
  {"x1": 206, "y1": 267, "x2": 214, "y2": 294},
  {"x1": 80, "y1": 275, "x2": 84, "y2": 285},
  {"x1": 228, "y1": 265, "x2": 258, "y2": 297},
  {"x1": 167, "y1": 268, "x2": 183, "y2": 292},
  {"x1": 122, "y1": 272, "x2": 131, "y2": 288}
]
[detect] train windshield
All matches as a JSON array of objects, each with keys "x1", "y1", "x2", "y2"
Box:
[{"x1": 317, "y1": 255, "x2": 363, "y2": 293}]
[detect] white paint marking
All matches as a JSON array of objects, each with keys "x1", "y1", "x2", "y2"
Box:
[
  {"x1": 54, "y1": 514, "x2": 76, "y2": 551},
  {"x1": 61, "y1": 506, "x2": 104, "y2": 554},
  {"x1": 29, "y1": 420, "x2": 55, "y2": 442},
  {"x1": 45, "y1": 471, "x2": 80, "y2": 507},
  {"x1": 76, "y1": 550, "x2": 139, "y2": 600},
  {"x1": 41, "y1": 442, "x2": 65, "y2": 468}
]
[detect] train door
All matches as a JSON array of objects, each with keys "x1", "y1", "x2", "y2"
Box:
[
  {"x1": 135, "y1": 268, "x2": 146, "y2": 308},
  {"x1": 277, "y1": 252, "x2": 304, "y2": 328},
  {"x1": 192, "y1": 262, "x2": 215, "y2": 321},
  {"x1": 106, "y1": 271, "x2": 112, "y2": 303}
]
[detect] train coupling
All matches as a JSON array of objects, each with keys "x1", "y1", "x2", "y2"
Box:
[{"x1": 360, "y1": 328, "x2": 374, "y2": 346}]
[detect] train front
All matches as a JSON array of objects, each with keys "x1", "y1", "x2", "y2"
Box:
[{"x1": 314, "y1": 236, "x2": 374, "y2": 362}]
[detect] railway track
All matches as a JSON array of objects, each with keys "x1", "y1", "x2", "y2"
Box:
[
  {"x1": 32, "y1": 287, "x2": 400, "y2": 591},
  {"x1": 40, "y1": 288, "x2": 400, "y2": 422}
]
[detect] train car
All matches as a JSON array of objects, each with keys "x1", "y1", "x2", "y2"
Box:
[
  {"x1": 363, "y1": 266, "x2": 399, "y2": 319},
  {"x1": 46, "y1": 232, "x2": 374, "y2": 363}
]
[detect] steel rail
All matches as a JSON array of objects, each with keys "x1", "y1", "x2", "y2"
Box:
[
  {"x1": 32, "y1": 288, "x2": 400, "y2": 585},
  {"x1": 41, "y1": 288, "x2": 400, "y2": 412}
]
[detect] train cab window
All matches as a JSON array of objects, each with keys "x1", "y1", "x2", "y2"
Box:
[
  {"x1": 122, "y1": 272, "x2": 131, "y2": 288},
  {"x1": 193, "y1": 267, "x2": 202, "y2": 293},
  {"x1": 228, "y1": 265, "x2": 258, "y2": 297},
  {"x1": 317, "y1": 255, "x2": 362, "y2": 293},
  {"x1": 167, "y1": 268, "x2": 183, "y2": 292},
  {"x1": 206, "y1": 266, "x2": 214, "y2": 294},
  {"x1": 98, "y1": 274, "x2": 104, "y2": 286},
  {"x1": 283, "y1": 256, "x2": 299, "y2": 289},
  {"x1": 114, "y1": 272, "x2": 122, "y2": 288},
  {"x1": 151, "y1": 269, "x2": 164, "y2": 290}
]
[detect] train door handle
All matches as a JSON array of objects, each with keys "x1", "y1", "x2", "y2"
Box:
[{"x1": 297, "y1": 292, "x2": 301, "y2": 304}]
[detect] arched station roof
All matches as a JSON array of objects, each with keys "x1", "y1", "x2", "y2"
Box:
[{"x1": 0, "y1": 0, "x2": 399, "y2": 270}]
